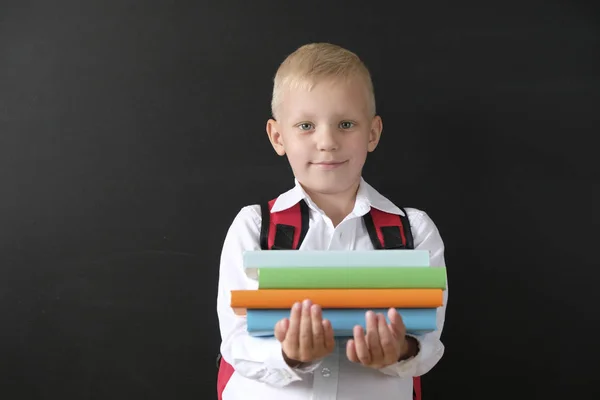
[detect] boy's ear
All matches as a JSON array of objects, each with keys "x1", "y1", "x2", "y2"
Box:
[
  {"x1": 367, "y1": 115, "x2": 383, "y2": 152},
  {"x1": 266, "y1": 119, "x2": 286, "y2": 156}
]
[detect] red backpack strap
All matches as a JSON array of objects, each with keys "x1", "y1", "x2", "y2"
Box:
[
  {"x1": 259, "y1": 198, "x2": 309, "y2": 250},
  {"x1": 217, "y1": 198, "x2": 309, "y2": 399},
  {"x1": 363, "y1": 206, "x2": 421, "y2": 400},
  {"x1": 217, "y1": 355, "x2": 233, "y2": 400}
]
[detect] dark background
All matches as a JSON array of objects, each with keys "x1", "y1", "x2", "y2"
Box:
[{"x1": 1, "y1": 0, "x2": 599, "y2": 399}]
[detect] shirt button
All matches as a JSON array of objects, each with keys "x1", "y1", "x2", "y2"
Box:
[{"x1": 321, "y1": 367, "x2": 331, "y2": 377}]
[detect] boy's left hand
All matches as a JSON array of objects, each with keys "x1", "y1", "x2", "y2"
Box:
[{"x1": 346, "y1": 308, "x2": 414, "y2": 369}]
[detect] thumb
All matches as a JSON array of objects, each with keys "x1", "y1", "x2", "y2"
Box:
[{"x1": 274, "y1": 318, "x2": 289, "y2": 342}]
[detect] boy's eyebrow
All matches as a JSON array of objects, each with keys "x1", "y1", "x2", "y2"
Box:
[
  {"x1": 290, "y1": 111, "x2": 361, "y2": 122},
  {"x1": 289, "y1": 116, "x2": 316, "y2": 125},
  {"x1": 290, "y1": 111, "x2": 317, "y2": 120}
]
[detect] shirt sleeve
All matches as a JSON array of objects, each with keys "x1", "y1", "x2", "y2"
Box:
[
  {"x1": 216, "y1": 205, "x2": 322, "y2": 388},
  {"x1": 378, "y1": 208, "x2": 448, "y2": 378}
]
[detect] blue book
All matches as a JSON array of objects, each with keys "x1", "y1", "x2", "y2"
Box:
[
  {"x1": 246, "y1": 308, "x2": 437, "y2": 337},
  {"x1": 243, "y1": 250, "x2": 430, "y2": 268}
]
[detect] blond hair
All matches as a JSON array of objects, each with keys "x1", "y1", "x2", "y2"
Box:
[{"x1": 270, "y1": 43, "x2": 376, "y2": 119}]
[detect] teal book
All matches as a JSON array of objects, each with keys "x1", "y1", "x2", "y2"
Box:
[{"x1": 243, "y1": 250, "x2": 430, "y2": 268}]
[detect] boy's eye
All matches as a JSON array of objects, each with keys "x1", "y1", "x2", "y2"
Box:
[
  {"x1": 298, "y1": 123, "x2": 313, "y2": 131},
  {"x1": 340, "y1": 121, "x2": 354, "y2": 129}
]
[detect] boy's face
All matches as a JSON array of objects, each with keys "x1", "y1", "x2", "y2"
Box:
[{"x1": 266, "y1": 78, "x2": 382, "y2": 196}]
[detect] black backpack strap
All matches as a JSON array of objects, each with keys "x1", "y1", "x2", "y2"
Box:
[
  {"x1": 398, "y1": 207, "x2": 414, "y2": 250},
  {"x1": 363, "y1": 211, "x2": 384, "y2": 249},
  {"x1": 297, "y1": 200, "x2": 310, "y2": 249},
  {"x1": 259, "y1": 201, "x2": 271, "y2": 250}
]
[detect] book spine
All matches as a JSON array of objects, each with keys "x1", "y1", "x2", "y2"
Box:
[
  {"x1": 231, "y1": 288, "x2": 444, "y2": 311},
  {"x1": 243, "y1": 249, "x2": 430, "y2": 268},
  {"x1": 246, "y1": 308, "x2": 438, "y2": 337},
  {"x1": 258, "y1": 267, "x2": 447, "y2": 289}
]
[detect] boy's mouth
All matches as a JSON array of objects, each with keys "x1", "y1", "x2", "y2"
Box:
[{"x1": 310, "y1": 160, "x2": 347, "y2": 169}]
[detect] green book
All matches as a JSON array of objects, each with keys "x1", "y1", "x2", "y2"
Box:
[{"x1": 258, "y1": 267, "x2": 447, "y2": 289}]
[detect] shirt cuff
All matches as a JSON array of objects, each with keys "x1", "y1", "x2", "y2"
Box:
[
  {"x1": 263, "y1": 339, "x2": 323, "y2": 384},
  {"x1": 378, "y1": 334, "x2": 422, "y2": 377}
]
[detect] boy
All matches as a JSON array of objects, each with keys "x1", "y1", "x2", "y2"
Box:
[{"x1": 216, "y1": 42, "x2": 447, "y2": 400}]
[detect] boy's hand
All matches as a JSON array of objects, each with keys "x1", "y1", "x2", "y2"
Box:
[
  {"x1": 346, "y1": 308, "x2": 418, "y2": 369},
  {"x1": 274, "y1": 299, "x2": 335, "y2": 367}
]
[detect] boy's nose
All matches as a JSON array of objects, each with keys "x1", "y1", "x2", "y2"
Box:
[{"x1": 315, "y1": 127, "x2": 339, "y2": 151}]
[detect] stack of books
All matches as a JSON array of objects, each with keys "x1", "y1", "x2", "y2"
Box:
[{"x1": 231, "y1": 250, "x2": 446, "y2": 337}]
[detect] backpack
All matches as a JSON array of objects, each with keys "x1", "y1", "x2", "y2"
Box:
[{"x1": 217, "y1": 198, "x2": 422, "y2": 400}]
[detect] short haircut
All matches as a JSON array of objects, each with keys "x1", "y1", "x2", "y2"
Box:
[{"x1": 271, "y1": 43, "x2": 375, "y2": 119}]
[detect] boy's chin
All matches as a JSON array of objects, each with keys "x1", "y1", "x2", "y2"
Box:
[{"x1": 298, "y1": 176, "x2": 360, "y2": 196}]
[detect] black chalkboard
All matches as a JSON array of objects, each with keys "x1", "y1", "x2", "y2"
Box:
[{"x1": 1, "y1": 0, "x2": 599, "y2": 399}]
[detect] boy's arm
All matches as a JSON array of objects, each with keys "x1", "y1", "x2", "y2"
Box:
[
  {"x1": 378, "y1": 209, "x2": 448, "y2": 378},
  {"x1": 216, "y1": 206, "x2": 322, "y2": 388}
]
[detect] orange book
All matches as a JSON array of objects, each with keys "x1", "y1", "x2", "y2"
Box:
[{"x1": 231, "y1": 288, "x2": 443, "y2": 316}]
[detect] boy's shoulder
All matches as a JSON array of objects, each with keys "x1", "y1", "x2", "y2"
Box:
[{"x1": 230, "y1": 203, "x2": 262, "y2": 228}]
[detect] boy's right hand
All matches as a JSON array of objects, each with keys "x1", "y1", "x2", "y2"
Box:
[{"x1": 274, "y1": 299, "x2": 335, "y2": 367}]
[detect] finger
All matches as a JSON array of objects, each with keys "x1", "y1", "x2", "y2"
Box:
[
  {"x1": 388, "y1": 308, "x2": 406, "y2": 339},
  {"x1": 377, "y1": 313, "x2": 398, "y2": 362},
  {"x1": 299, "y1": 299, "x2": 313, "y2": 359},
  {"x1": 365, "y1": 311, "x2": 383, "y2": 362},
  {"x1": 353, "y1": 325, "x2": 371, "y2": 365},
  {"x1": 322, "y1": 319, "x2": 335, "y2": 352},
  {"x1": 346, "y1": 338, "x2": 359, "y2": 363},
  {"x1": 311, "y1": 304, "x2": 325, "y2": 349},
  {"x1": 286, "y1": 302, "x2": 302, "y2": 347},
  {"x1": 274, "y1": 318, "x2": 289, "y2": 342}
]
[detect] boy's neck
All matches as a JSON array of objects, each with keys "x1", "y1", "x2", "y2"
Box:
[{"x1": 302, "y1": 181, "x2": 360, "y2": 227}]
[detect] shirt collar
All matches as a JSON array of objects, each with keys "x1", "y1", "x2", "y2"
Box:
[{"x1": 271, "y1": 177, "x2": 405, "y2": 216}]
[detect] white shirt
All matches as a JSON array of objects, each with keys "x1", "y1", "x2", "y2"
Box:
[{"x1": 216, "y1": 177, "x2": 448, "y2": 400}]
